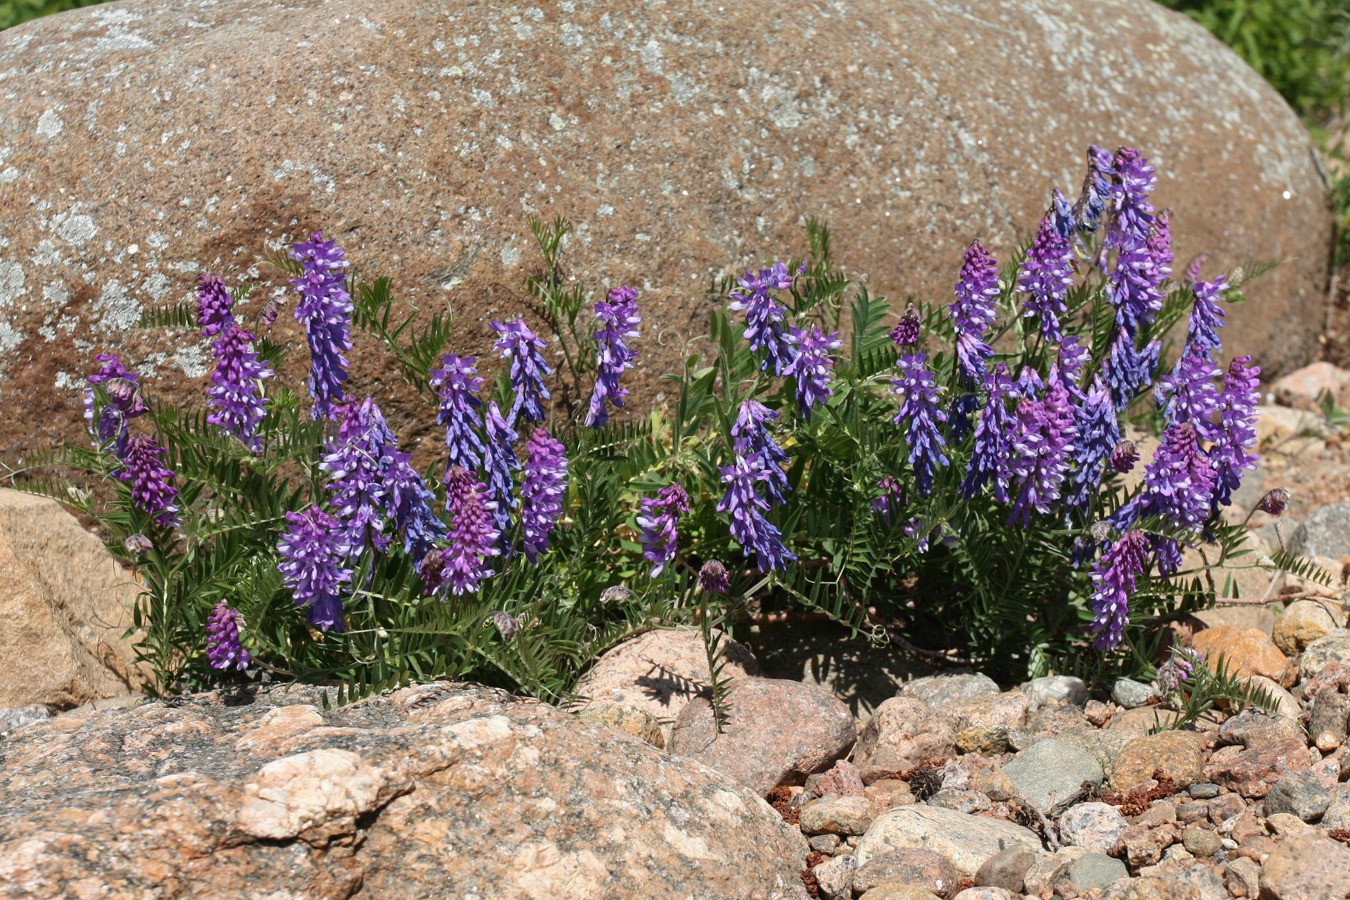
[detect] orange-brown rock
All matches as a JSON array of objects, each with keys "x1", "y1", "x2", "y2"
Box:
[
  {"x1": 0, "y1": 682, "x2": 811, "y2": 898},
  {"x1": 0, "y1": 0, "x2": 1330, "y2": 465},
  {"x1": 1189, "y1": 626, "x2": 1290, "y2": 683}
]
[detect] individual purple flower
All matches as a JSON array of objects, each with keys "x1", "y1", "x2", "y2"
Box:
[
  {"x1": 585, "y1": 285, "x2": 641, "y2": 427},
  {"x1": 521, "y1": 428, "x2": 568, "y2": 563},
  {"x1": 1018, "y1": 214, "x2": 1074, "y2": 343},
  {"x1": 205, "y1": 601, "x2": 251, "y2": 671},
  {"x1": 1073, "y1": 145, "x2": 1114, "y2": 235},
  {"x1": 1058, "y1": 336, "x2": 1091, "y2": 398},
  {"x1": 1007, "y1": 372, "x2": 1077, "y2": 524},
  {"x1": 84, "y1": 354, "x2": 149, "y2": 457},
  {"x1": 1106, "y1": 146, "x2": 1157, "y2": 248},
  {"x1": 1064, "y1": 377, "x2": 1120, "y2": 515},
  {"x1": 892, "y1": 353, "x2": 949, "y2": 497},
  {"x1": 290, "y1": 232, "x2": 353, "y2": 420},
  {"x1": 320, "y1": 398, "x2": 393, "y2": 555},
  {"x1": 1157, "y1": 647, "x2": 1205, "y2": 694},
  {"x1": 277, "y1": 506, "x2": 352, "y2": 632},
  {"x1": 949, "y1": 241, "x2": 998, "y2": 383},
  {"x1": 868, "y1": 475, "x2": 903, "y2": 524},
  {"x1": 1111, "y1": 440, "x2": 1139, "y2": 474},
  {"x1": 699, "y1": 560, "x2": 731, "y2": 595},
  {"x1": 206, "y1": 324, "x2": 272, "y2": 453},
  {"x1": 1210, "y1": 355, "x2": 1260, "y2": 509},
  {"x1": 1052, "y1": 188, "x2": 1076, "y2": 242},
  {"x1": 491, "y1": 318, "x2": 553, "y2": 426},
  {"x1": 732, "y1": 400, "x2": 791, "y2": 506},
  {"x1": 196, "y1": 273, "x2": 234, "y2": 337},
  {"x1": 430, "y1": 354, "x2": 486, "y2": 474},
  {"x1": 1155, "y1": 350, "x2": 1221, "y2": 438},
  {"x1": 483, "y1": 400, "x2": 520, "y2": 544},
  {"x1": 1257, "y1": 488, "x2": 1290, "y2": 517},
  {"x1": 728, "y1": 265, "x2": 799, "y2": 376},
  {"x1": 890, "y1": 307, "x2": 921, "y2": 348},
  {"x1": 259, "y1": 297, "x2": 281, "y2": 327},
  {"x1": 1089, "y1": 529, "x2": 1150, "y2": 650},
  {"x1": 961, "y1": 364, "x2": 1017, "y2": 503},
  {"x1": 1183, "y1": 254, "x2": 1209, "y2": 286},
  {"x1": 115, "y1": 434, "x2": 180, "y2": 528},
  {"x1": 783, "y1": 324, "x2": 841, "y2": 420},
  {"x1": 1103, "y1": 329, "x2": 1160, "y2": 412},
  {"x1": 717, "y1": 454, "x2": 796, "y2": 573},
  {"x1": 1187, "y1": 276, "x2": 1227, "y2": 360},
  {"x1": 423, "y1": 467, "x2": 500, "y2": 595},
  {"x1": 384, "y1": 448, "x2": 448, "y2": 560},
  {"x1": 637, "y1": 483, "x2": 690, "y2": 577}
]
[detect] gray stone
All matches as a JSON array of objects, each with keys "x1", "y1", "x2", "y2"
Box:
[
  {"x1": 1024, "y1": 847, "x2": 1089, "y2": 895},
  {"x1": 854, "y1": 806, "x2": 1042, "y2": 877},
  {"x1": 1301, "y1": 629, "x2": 1350, "y2": 680},
  {"x1": 1111, "y1": 677, "x2": 1155, "y2": 709},
  {"x1": 1067, "y1": 853, "x2": 1128, "y2": 891},
  {"x1": 901, "y1": 672, "x2": 1000, "y2": 708},
  {"x1": 852, "y1": 697, "x2": 957, "y2": 783},
  {"x1": 813, "y1": 854, "x2": 858, "y2": 900},
  {"x1": 0, "y1": 0, "x2": 1329, "y2": 468},
  {"x1": 1260, "y1": 830, "x2": 1350, "y2": 900},
  {"x1": 1309, "y1": 692, "x2": 1350, "y2": 752},
  {"x1": 1022, "y1": 676, "x2": 1090, "y2": 711},
  {"x1": 0, "y1": 704, "x2": 49, "y2": 734},
  {"x1": 1289, "y1": 504, "x2": 1350, "y2": 560},
  {"x1": 1182, "y1": 825, "x2": 1222, "y2": 857},
  {"x1": 810, "y1": 833, "x2": 842, "y2": 855},
  {"x1": 926, "y1": 789, "x2": 992, "y2": 815},
  {"x1": 1264, "y1": 771, "x2": 1331, "y2": 822},
  {"x1": 1058, "y1": 801, "x2": 1128, "y2": 853},
  {"x1": 1321, "y1": 783, "x2": 1350, "y2": 830},
  {"x1": 973, "y1": 845, "x2": 1035, "y2": 893},
  {"x1": 953, "y1": 890, "x2": 1013, "y2": 900},
  {"x1": 800, "y1": 795, "x2": 881, "y2": 836},
  {"x1": 1000, "y1": 738, "x2": 1104, "y2": 812},
  {"x1": 854, "y1": 849, "x2": 962, "y2": 898},
  {"x1": 1189, "y1": 783, "x2": 1220, "y2": 799}
]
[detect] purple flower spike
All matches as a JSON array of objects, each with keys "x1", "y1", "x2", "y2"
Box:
[
  {"x1": 277, "y1": 506, "x2": 353, "y2": 632},
  {"x1": 1052, "y1": 188, "x2": 1076, "y2": 242},
  {"x1": 321, "y1": 398, "x2": 394, "y2": 556},
  {"x1": 423, "y1": 467, "x2": 500, "y2": 595},
  {"x1": 873, "y1": 474, "x2": 905, "y2": 523},
  {"x1": 1117, "y1": 421, "x2": 1217, "y2": 537},
  {"x1": 728, "y1": 265, "x2": 799, "y2": 376},
  {"x1": 1073, "y1": 145, "x2": 1114, "y2": 235},
  {"x1": 84, "y1": 354, "x2": 149, "y2": 457},
  {"x1": 732, "y1": 400, "x2": 791, "y2": 506},
  {"x1": 1111, "y1": 441, "x2": 1139, "y2": 474},
  {"x1": 1187, "y1": 276, "x2": 1227, "y2": 360},
  {"x1": 961, "y1": 364, "x2": 1017, "y2": 503},
  {"x1": 196, "y1": 274, "x2": 234, "y2": 337},
  {"x1": 116, "y1": 434, "x2": 180, "y2": 528},
  {"x1": 1090, "y1": 530, "x2": 1150, "y2": 650},
  {"x1": 699, "y1": 560, "x2": 731, "y2": 595},
  {"x1": 1155, "y1": 351, "x2": 1221, "y2": 438},
  {"x1": 1064, "y1": 377, "x2": 1120, "y2": 514},
  {"x1": 1183, "y1": 254, "x2": 1209, "y2": 286},
  {"x1": 784, "y1": 324, "x2": 842, "y2": 420},
  {"x1": 1007, "y1": 373, "x2": 1077, "y2": 525},
  {"x1": 491, "y1": 318, "x2": 553, "y2": 426},
  {"x1": 1018, "y1": 214, "x2": 1074, "y2": 344},
  {"x1": 1106, "y1": 146, "x2": 1157, "y2": 248},
  {"x1": 206, "y1": 324, "x2": 272, "y2": 453},
  {"x1": 585, "y1": 285, "x2": 641, "y2": 428},
  {"x1": 949, "y1": 241, "x2": 999, "y2": 383},
  {"x1": 521, "y1": 428, "x2": 568, "y2": 563},
  {"x1": 430, "y1": 354, "x2": 486, "y2": 474},
  {"x1": 637, "y1": 483, "x2": 690, "y2": 577},
  {"x1": 206, "y1": 601, "x2": 251, "y2": 671},
  {"x1": 1210, "y1": 355, "x2": 1260, "y2": 509},
  {"x1": 892, "y1": 353, "x2": 949, "y2": 497},
  {"x1": 384, "y1": 448, "x2": 448, "y2": 560},
  {"x1": 483, "y1": 400, "x2": 520, "y2": 545},
  {"x1": 717, "y1": 454, "x2": 797, "y2": 573},
  {"x1": 890, "y1": 308, "x2": 922, "y2": 348},
  {"x1": 1104, "y1": 329, "x2": 1160, "y2": 412},
  {"x1": 290, "y1": 232, "x2": 353, "y2": 420}
]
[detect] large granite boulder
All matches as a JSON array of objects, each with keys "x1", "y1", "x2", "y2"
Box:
[
  {"x1": 0, "y1": 488, "x2": 149, "y2": 709},
  {"x1": 0, "y1": 681, "x2": 811, "y2": 898},
  {"x1": 0, "y1": 0, "x2": 1328, "y2": 461}
]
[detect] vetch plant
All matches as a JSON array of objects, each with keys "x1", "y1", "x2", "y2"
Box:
[{"x1": 13, "y1": 146, "x2": 1326, "y2": 705}]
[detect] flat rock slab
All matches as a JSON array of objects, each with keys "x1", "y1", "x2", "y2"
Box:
[
  {"x1": 0, "y1": 0, "x2": 1330, "y2": 462},
  {"x1": 854, "y1": 805, "x2": 1042, "y2": 877},
  {"x1": 0, "y1": 682, "x2": 810, "y2": 899},
  {"x1": 999, "y1": 738, "x2": 1103, "y2": 812}
]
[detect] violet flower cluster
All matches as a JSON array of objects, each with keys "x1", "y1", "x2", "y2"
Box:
[
  {"x1": 206, "y1": 324, "x2": 273, "y2": 453},
  {"x1": 491, "y1": 319, "x2": 552, "y2": 426},
  {"x1": 732, "y1": 400, "x2": 791, "y2": 506},
  {"x1": 424, "y1": 467, "x2": 500, "y2": 596},
  {"x1": 892, "y1": 353, "x2": 949, "y2": 497},
  {"x1": 430, "y1": 354, "x2": 485, "y2": 474},
  {"x1": 277, "y1": 506, "x2": 353, "y2": 632},
  {"x1": 205, "y1": 602, "x2": 251, "y2": 671},
  {"x1": 585, "y1": 285, "x2": 641, "y2": 427},
  {"x1": 290, "y1": 233, "x2": 353, "y2": 420},
  {"x1": 115, "y1": 434, "x2": 181, "y2": 528},
  {"x1": 521, "y1": 428, "x2": 568, "y2": 563},
  {"x1": 84, "y1": 354, "x2": 149, "y2": 457},
  {"x1": 637, "y1": 483, "x2": 690, "y2": 577},
  {"x1": 729, "y1": 263, "x2": 799, "y2": 376},
  {"x1": 717, "y1": 454, "x2": 797, "y2": 573},
  {"x1": 784, "y1": 324, "x2": 842, "y2": 419}
]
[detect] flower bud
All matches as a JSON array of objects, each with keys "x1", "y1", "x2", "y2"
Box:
[
  {"x1": 1109, "y1": 441, "x2": 1138, "y2": 474},
  {"x1": 123, "y1": 533, "x2": 154, "y2": 557},
  {"x1": 1257, "y1": 488, "x2": 1290, "y2": 517},
  {"x1": 889, "y1": 307, "x2": 921, "y2": 348},
  {"x1": 490, "y1": 611, "x2": 520, "y2": 643},
  {"x1": 698, "y1": 560, "x2": 730, "y2": 595}
]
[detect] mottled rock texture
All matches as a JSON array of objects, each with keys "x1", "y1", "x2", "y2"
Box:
[
  {"x1": 0, "y1": 681, "x2": 810, "y2": 899},
  {"x1": 0, "y1": 488, "x2": 149, "y2": 709},
  {"x1": 0, "y1": 0, "x2": 1330, "y2": 462}
]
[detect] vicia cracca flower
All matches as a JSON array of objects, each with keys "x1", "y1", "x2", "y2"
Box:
[
  {"x1": 205, "y1": 601, "x2": 251, "y2": 671},
  {"x1": 430, "y1": 354, "x2": 485, "y2": 474},
  {"x1": 277, "y1": 506, "x2": 352, "y2": 632},
  {"x1": 585, "y1": 285, "x2": 641, "y2": 427},
  {"x1": 491, "y1": 318, "x2": 553, "y2": 426},
  {"x1": 116, "y1": 434, "x2": 180, "y2": 528},
  {"x1": 290, "y1": 233, "x2": 353, "y2": 420},
  {"x1": 206, "y1": 324, "x2": 272, "y2": 453},
  {"x1": 521, "y1": 428, "x2": 568, "y2": 563},
  {"x1": 637, "y1": 483, "x2": 690, "y2": 577}
]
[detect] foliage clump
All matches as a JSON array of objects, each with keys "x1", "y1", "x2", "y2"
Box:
[{"x1": 13, "y1": 146, "x2": 1304, "y2": 702}]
